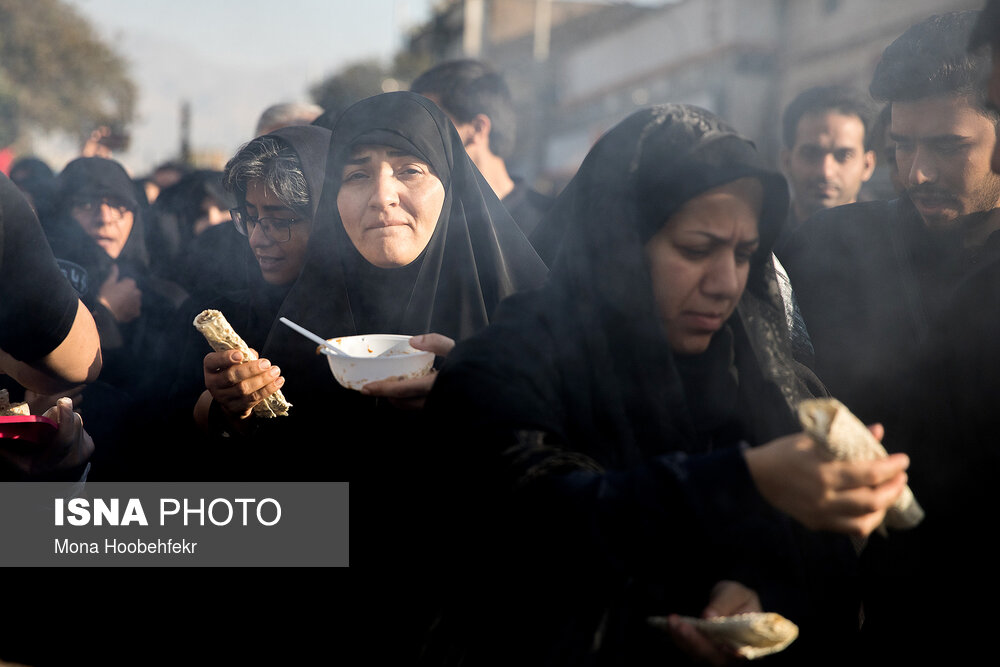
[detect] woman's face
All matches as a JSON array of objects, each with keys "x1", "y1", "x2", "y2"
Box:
[
  {"x1": 70, "y1": 196, "x2": 135, "y2": 259},
  {"x1": 194, "y1": 196, "x2": 232, "y2": 236},
  {"x1": 245, "y1": 179, "x2": 313, "y2": 286},
  {"x1": 644, "y1": 177, "x2": 762, "y2": 355},
  {"x1": 337, "y1": 145, "x2": 446, "y2": 268}
]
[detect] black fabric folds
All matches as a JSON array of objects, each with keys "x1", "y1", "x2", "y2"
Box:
[
  {"x1": 425, "y1": 105, "x2": 856, "y2": 665},
  {"x1": 261, "y1": 91, "x2": 547, "y2": 394}
]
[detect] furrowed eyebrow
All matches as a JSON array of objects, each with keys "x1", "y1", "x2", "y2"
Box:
[
  {"x1": 690, "y1": 231, "x2": 761, "y2": 247},
  {"x1": 889, "y1": 132, "x2": 968, "y2": 144}
]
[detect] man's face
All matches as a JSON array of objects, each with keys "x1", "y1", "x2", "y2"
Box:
[
  {"x1": 891, "y1": 95, "x2": 1000, "y2": 230},
  {"x1": 782, "y1": 111, "x2": 875, "y2": 222}
]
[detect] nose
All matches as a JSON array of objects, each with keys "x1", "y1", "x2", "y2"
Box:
[
  {"x1": 98, "y1": 202, "x2": 118, "y2": 225},
  {"x1": 248, "y1": 221, "x2": 275, "y2": 248},
  {"x1": 906, "y1": 147, "x2": 936, "y2": 185},
  {"x1": 702, "y1": 251, "x2": 742, "y2": 300},
  {"x1": 369, "y1": 167, "x2": 399, "y2": 209},
  {"x1": 820, "y1": 153, "x2": 838, "y2": 181}
]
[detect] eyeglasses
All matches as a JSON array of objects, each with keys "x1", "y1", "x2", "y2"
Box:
[
  {"x1": 70, "y1": 197, "x2": 132, "y2": 217},
  {"x1": 230, "y1": 207, "x2": 303, "y2": 244}
]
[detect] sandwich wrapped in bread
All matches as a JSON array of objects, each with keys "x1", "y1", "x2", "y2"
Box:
[
  {"x1": 193, "y1": 309, "x2": 292, "y2": 418},
  {"x1": 648, "y1": 612, "x2": 799, "y2": 659},
  {"x1": 797, "y1": 397, "x2": 923, "y2": 530}
]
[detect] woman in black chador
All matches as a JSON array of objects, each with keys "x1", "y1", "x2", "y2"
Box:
[
  {"x1": 423, "y1": 104, "x2": 909, "y2": 666},
  {"x1": 39, "y1": 157, "x2": 188, "y2": 477},
  {"x1": 193, "y1": 91, "x2": 546, "y2": 478},
  {"x1": 184, "y1": 91, "x2": 546, "y2": 661}
]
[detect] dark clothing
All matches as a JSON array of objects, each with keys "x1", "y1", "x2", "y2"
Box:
[
  {"x1": 503, "y1": 177, "x2": 553, "y2": 241},
  {"x1": 771, "y1": 209, "x2": 801, "y2": 262},
  {"x1": 781, "y1": 196, "x2": 1000, "y2": 661},
  {"x1": 857, "y1": 238, "x2": 1000, "y2": 662},
  {"x1": 160, "y1": 124, "x2": 333, "y2": 480},
  {"x1": 0, "y1": 172, "x2": 79, "y2": 362},
  {"x1": 261, "y1": 92, "x2": 547, "y2": 421},
  {"x1": 42, "y1": 157, "x2": 190, "y2": 479},
  {"x1": 171, "y1": 220, "x2": 257, "y2": 303},
  {"x1": 259, "y1": 92, "x2": 546, "y2": 663},
  {"x1": 152, "y1": 169, "x2": 236, "y2": 286},
  {"x1": 425, "y1": 105, "x2": 858, "y2": 666},
  {"x1": 780, "y1": 197, "x2": 991, "y2": 443}
]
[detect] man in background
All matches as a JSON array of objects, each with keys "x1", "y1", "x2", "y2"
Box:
[
  {"x1": 774, "y1": 85, "x2": 876, "y2": 256},
  {"x1": 411, "y1": 59, "x2": 554, "y2": 258},
  {"x1": 782, "y1": 12, "x2": 1000, "y2": 657},
  {"x1": 255, "y1": 101, "x2": 324, "y2": 137}
]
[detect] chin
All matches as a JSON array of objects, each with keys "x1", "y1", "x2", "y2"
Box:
[
  {"x1": 670, "y1": 336, "x2": 712, "y2": 356},
  {"x1": 363, "y1": 245, "x2": 419, "y2": 268}
]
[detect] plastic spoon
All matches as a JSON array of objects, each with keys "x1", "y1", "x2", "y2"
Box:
[
  {"x1": 279, "y1": 317, "x2": 351, "y2": 357},
  {"x1": 376, "y1": 338, "x2": 416, "y2": 357}
]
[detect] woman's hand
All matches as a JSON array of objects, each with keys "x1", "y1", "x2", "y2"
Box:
[
  {"x1": 744, "y1": 424, "x2": 909, "y2": 537},
  {"x1": 360, "y1": 333, "x2": 455, "y2": 409},
  {"x1": 202, "y1": 349, "x2": 284, "y2": 420},
  {"x1": 25, "y1": 385, "x2": 86, "y2": 416},
  {"x1": 663, "y1": 581, "x2": 761, "y2": 665},
  {"x1": 98, "y1": 264, "x2": 142, "y2": 323},
  {"x1": 0, "y1": 397, "x2": 93, "y2": 478}
]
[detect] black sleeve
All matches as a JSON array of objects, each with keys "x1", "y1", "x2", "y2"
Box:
[{"x1": 0, "y1": 173, "x2": 80, "y2": 361}]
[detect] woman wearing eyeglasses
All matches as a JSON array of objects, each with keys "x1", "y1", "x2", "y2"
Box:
[
  {"x1": 38, "y1": 156, "x2": 191, "y2": 478},
  {"x1": 166, "y1": 125, "x2": 331, "y2": 448}
]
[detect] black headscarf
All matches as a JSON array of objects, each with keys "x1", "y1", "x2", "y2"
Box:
[
  {"x1": 261, "y1": 91, "x2": 547, "y2": 391},
  {"x1": 443, "y1": 104, "x2": 802, "y2": 466},
  {"x1": 46, "y1": 156, "x2": 148, "y2": 302}
]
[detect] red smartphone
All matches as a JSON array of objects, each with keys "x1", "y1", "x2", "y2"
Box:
[{"x1": 0, "y1": 415, "x2": 58, "y2": 444}]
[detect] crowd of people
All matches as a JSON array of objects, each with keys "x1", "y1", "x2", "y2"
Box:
[{"x1": 1, "y1": 3, "x2": 999, "y2": 665}]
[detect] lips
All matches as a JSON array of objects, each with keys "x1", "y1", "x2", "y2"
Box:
[
  {"x1": 256, "y1": 255, "x2": 283, "y2": 271},
  {"x1": 682, "y1": 312, "x2": 725, "y2": 331},
  {"x1": 367, "y1": 218, "x2": 410, "y2": 230},
  {"x1": 910, "y1": 192, "x2": 957, "y2": 218}
]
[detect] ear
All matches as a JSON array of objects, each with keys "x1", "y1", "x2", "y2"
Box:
[
  {"x1": 468, "y1": 113, "x2": 493, "y2": 150},
  {"x1": 861, "y1": 149, "x2": 876, "y2": 182}
]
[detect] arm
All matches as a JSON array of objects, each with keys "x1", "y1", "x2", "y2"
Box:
[{"x1": 0, "y1": 300, "x2": 103, "y2": 394}]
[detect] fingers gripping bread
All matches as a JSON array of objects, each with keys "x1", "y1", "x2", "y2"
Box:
[
  {"x1": 649, "y1": 612, "x2": 799, "y2": 659},
  {"x1": 193, "y1": 309, "x2": 291, "y2": 418},
  {"x1": 797, "y1": 397, "x2": 923, "y2": 530}
]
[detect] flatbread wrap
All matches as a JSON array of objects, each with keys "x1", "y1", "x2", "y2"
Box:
[
  {"x1": 648, "y1": 612, "x2": 799, "y2": 659},
  {"x1": 797, "y1": 397, "x2": 923, "y2": 530},
  {"x1": 193, "y1": 309, "x2": 292, "y2": 418}
]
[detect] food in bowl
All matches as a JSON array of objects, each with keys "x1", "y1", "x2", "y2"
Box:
[{"x1": 323, "y1": 334, "x2": 434, "y2": 391}]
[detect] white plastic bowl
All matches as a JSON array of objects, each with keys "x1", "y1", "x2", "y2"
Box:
[{"x1": 324, "y1": 334, "x2": 434, "y2": 391}]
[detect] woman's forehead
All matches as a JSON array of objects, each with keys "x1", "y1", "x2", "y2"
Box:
[{"x1": 347, "y1": 144, "x2": 421, "y2": 161}]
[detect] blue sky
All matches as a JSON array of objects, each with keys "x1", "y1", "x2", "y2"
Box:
[{"x1": 59, "y1": 0, "x2": 436, "y2": 174}]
